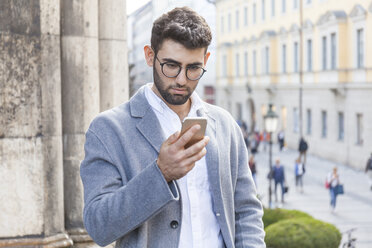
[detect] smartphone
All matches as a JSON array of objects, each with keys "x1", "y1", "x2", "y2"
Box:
[{"x1": 180, "y1": 117, "x2": 207, "y2": 148}]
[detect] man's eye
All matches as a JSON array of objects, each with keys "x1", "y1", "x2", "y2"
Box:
[
  {"x1": 165, "y1": 63, "x2": 179, "y2": 69},
  {"x1": 188, "y1": 65, "x2": 201, "y2": 71}
]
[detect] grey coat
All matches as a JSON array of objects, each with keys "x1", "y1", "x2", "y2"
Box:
[{"x1": 80, "y1": 87, "x2": 266, "y2": 247}]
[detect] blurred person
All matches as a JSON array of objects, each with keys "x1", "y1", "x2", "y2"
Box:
[
  {"x1": 294, "y1": 159, "x2": 304, "y2": 193},
  {"x1": 298, "y1": 137, "x2": 308, "y2": 165},
  {"x1": 365, "y1": 153, "x2": 372, "y2": 191},
  {"x1": 249, "y1": 156, "x2": 257, "y2": 188},
  {"x1": 80, "y1": 7, "x2": 265, "y2": 248},
  {"x1": 327, "y1": 167, "x2": 340, "y2": 211},
  {"x1": 277, "y1": 130, "x2": 285, "y2": 151},
  {"x1": 273, "y1": 158, "x2": 286, "y2": 203}
]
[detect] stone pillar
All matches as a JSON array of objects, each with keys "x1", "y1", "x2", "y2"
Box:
[
  {"x1": 0, "y1": 0, "x2": 72, "y2": 246},
  {"x1": 60, "y1": 0, "x2": 101, "y2": 246},
  {"x1": 99, "y1": 0, "x2": 129, "y2": 111}
]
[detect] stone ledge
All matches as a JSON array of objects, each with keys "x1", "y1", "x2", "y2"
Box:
[{"x1": 0, "y1": 233, "x2": 73, "y2": 248}]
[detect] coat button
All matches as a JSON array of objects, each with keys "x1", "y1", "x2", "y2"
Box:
[{"x1": 170, "y1": 220, "x2": 179, "y2": 229}]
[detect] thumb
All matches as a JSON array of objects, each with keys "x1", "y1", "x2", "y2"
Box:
[{"x1": 167, "y1": 131, "x2": 180, "y2": 144}]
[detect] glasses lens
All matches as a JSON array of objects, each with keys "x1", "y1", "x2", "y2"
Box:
[
  {"x1": 162, "y1": 63, "x2": 181, "y2": 77},
  {"x1": 187, "y1": 67, "x2": 204, "y2": 80}
]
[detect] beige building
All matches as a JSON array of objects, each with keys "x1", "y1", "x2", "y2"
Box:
[{"x1": 216, "y1": 0, "x2": 372, "y2": 169}]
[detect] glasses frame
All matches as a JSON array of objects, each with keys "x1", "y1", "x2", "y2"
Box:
[{"x1": 155, "y1": 56, "x2": 207, "y2": 81}]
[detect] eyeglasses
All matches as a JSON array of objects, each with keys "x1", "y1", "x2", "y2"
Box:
[{"x1": 155, "y1": 56, "x2": 207, "y2": 81}]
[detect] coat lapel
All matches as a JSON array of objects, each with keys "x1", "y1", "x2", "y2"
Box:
[{"x1": 129, "y1": 87, "x2": 165, "y2": 153}]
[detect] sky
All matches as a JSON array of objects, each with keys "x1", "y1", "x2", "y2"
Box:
[{"x1": 126, "y1": 0, "x2": 151, "y2": 15}]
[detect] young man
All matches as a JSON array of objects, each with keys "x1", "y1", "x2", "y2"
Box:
[{"x1": 80, "y1": 7, "x2": 265, "y2": 248}]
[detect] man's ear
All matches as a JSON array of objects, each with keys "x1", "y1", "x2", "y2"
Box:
[
  {"x1": 144, "y1": 45, "x2": 155, "y2": 67},
  {"x1": 204, "y1": 51, "x2": 211, "y2": 66}
]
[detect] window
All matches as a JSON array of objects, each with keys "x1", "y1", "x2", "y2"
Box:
[
  {"x1": 281, "y1": 107, "x2": 287, "y2": 129},
  {"x1": 221, "y1": 16, "x2": 224, "y2": 33},
  {"x1": 204, "y1": 86, "x2": 215, "y2": 105},
  {"x1": 293, "y1": 0, "x2": 298, "y2": 9},
  {"x1": 307, "y1": 39, "x2": 312, "y2": 71},
  {"x1": 293, "y1": 107, "x2": 299, "y2": 133},
  {"x1": 264, "y1": 46, "x2": 269, "y2": 74},
  {"x1": 236, "y1": 10, "x2": 240, "y2": 29},
  {"x1": 322, "y1": 36, "x2": 327, "y2": 70},
  {"x1": 294, "y1": 42, "x2": 298, "y2": 73},
  {"x1": 306, "y1": 109, "x2": 312, "y2": 135},
  {"x1": 244, "y1": 7, "x2": 248, "y2": 26},
  {"x1": 321, "y1": 110, "x2": 327, "y2": 138},
  {"x1": 271, "y1": 0, "x2": 275, "y2": 16},
  {"x1": 338, "y1": 112, "x2": 344, "y2": 141},
  {"x1": 244, "y1": 51, "x2": 248, "y2": 76},
  {"x1": 262, "y1": 0, "x2": 266, "y2": 21},
  {"x1": 228, "y1": 13, "x2": 232, "y2": 32},
  {"x1": 222, "y1": 55, "x2": 227, "y2": 77},
  {"x1": 253, "y1": 50, "x2": 257, "y2": 75},
  {"x1": 357, "y1": 28, "x2": 364, "y2": 68},
  {"x1": 282, "y1": 44, "x2": 287, "y2": 73},
  {"x1": 282, "y1": 0, "x2": 286, "y2": 13},
  {"x1": 253, "y1": 3, "x2": 257, "y2": 24},
  {"x1": 331, "y1": 33, "x2": 336, "y2": 69},
  {"x1": 356, "y1": 113, "x2": 363, "y2": 145},
  {"x1": 235, "y1": 53, "x2": 240, "y2": 76}
]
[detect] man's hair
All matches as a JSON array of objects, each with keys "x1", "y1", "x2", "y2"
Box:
[{"x1": 151, "y1": 7, "x2": 212, "y2": 55}]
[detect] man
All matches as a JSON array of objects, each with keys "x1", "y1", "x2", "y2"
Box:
[
  {"x1": 273, "y1": 158, "x2": 285, "y2": 203},
  {"x1": 298, "y1": 137, "x2": 308, "y2": 165},
  {"x1": 80, "y1": 7, "x2": 265, "y2": 248},
  {"x1": 365, "y1": 153, "x2": 372, "y2": 191}
]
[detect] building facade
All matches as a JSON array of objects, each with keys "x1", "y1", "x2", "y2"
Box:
[
  {"x1": 216, "y1": 0, "x2": 372, "y2": 169},
  {"x1": 0, "y1": 0, "x2": 128, "y2": 247}
]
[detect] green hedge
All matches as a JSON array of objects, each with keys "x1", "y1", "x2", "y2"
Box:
[
  {"x1": 264, "y1": 217, "x2": 342, "y2": 248},
  {"x1": 263, "y1": 208, "x2": 313, "y2": 228}
]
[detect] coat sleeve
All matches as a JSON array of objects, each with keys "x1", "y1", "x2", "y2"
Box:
[
  {"x1": 232, "y1": 124, "x2": 266, "y2": 247},
  {"x1": 80, "y1": 129, "x2": 179, "y2": 246}
]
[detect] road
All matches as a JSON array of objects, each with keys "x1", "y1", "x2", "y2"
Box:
[{"x1": 252, "y1": 145, "x2": 372, "y2": 248}]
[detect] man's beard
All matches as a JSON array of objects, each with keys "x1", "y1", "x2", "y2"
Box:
[{"x1": 153, "y1": 66, "x2": 195, "y2": 105}]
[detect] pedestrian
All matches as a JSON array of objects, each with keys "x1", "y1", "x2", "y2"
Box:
[
  {"x1": 294, "y1": 158, "x2": 304, "y2": 193},
  {"x1": 327, "y1": 167, "x2": 340, "y2": 211},
  {"x1": 249, "y1": 156, "x2": 257, "y2": 188},
  {"x1": 80, "y1": 7, "x2": 265, "y2": 248},
  {"x1": 273, "y1": 158, "x2": 286, "y2": 203},
  {"x1": 298, "y1": 137, "x2": 308, "y2": 164},
  {"x1": 277, "y1": 130, "x2": 285, "y2": 151},
  {"x1": 365, "y1": 153, "x2": 372, "y2": 191}
]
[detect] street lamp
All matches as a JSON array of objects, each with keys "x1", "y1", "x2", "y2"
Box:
[{"x1": 264, "y1": 104, "x2": 278, "y2": 208}]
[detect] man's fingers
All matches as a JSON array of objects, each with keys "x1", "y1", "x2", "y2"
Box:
[
  {"x1": 175, "y1": 124, "x2": 201, "y2": 148},
  {"x1": 181, "y1": 147, "x2": 207, "y2": 166},
  {"x1": 167, "y1": 131, "x2": 180, "y2": 145},
  {"x1": 184, "y1": 136, "x2": 210, "y2": 158}
]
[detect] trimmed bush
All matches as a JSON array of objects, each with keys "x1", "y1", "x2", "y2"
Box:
[
  {"x1": 263, "y1": 208, "x2": 313, "y2": 228},
  {"x1": 265, "y1": 217, "x2": 342, "y2": 248}
]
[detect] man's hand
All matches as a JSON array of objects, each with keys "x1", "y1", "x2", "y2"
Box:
[{"x1": 157, "y1": 124, "x2": 210, "y2": 182}]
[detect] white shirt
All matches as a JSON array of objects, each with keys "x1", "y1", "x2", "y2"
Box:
[{"x1": 144, "y1": 84, "x2": 223, "y2": 248}]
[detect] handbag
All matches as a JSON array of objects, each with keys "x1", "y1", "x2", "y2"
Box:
[
  {"x1": 325, "y1": 180, "x2": 330, "y2": 189},
  {"x1": 335, "y1": 184, "x2": 344, "y2": 195},
  {"x1": 284, "y1": 182, "x2": 289, "y2": 193}
]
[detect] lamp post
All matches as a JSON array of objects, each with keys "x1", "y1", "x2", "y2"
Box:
[{"x1": 264, "y1": 104, "x2": 278, "y2": 208}]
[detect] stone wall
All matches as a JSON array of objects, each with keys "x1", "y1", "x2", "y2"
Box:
[{"x1": 0, "y1": 0, "x2": 128, "y2": 247}]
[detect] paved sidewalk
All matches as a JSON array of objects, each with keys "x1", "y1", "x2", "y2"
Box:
[{"x1": 253, "y1": 146, "x2": 372, "y2": 248}]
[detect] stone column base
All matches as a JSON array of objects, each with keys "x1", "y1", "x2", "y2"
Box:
[
  {"x1": 0, "y1": 233, "x2": 73, "y2": 248},
  {"x1": 68, "y1": 228, "x2": 115, "y2": 248}
]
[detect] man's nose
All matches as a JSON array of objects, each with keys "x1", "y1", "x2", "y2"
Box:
[{"x1": 175, "y1": 68, "x2": 188, "y2": 85}]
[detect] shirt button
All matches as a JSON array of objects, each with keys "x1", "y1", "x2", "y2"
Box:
[
  {"x1": 170, "y1": 220, "x2": 179, "y2": 229},
  {"x1": 216, "y1": 213, "x2": 221, "y2": 217}
]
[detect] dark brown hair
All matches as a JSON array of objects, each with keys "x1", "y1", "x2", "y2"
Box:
[{"x1": 151, "y1": 7, "x2": 212, "y2": 55}]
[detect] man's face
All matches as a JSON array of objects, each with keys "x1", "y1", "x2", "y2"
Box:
[{"x1": 152, "y1": 39, "x2": 209, "y2": 105}]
